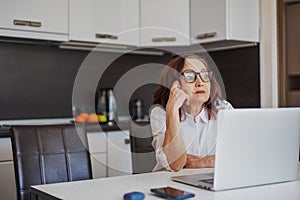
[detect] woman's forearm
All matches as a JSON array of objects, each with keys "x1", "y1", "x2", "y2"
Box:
[
  {"x1": 163, "y1": 106, "x2": 187, "y2": 171},
  {"x1": 185, "y1": 155, "x2": 215, "y2": 168}
]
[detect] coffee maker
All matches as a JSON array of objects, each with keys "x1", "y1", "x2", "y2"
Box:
[{"x1": 96, "y1": 88, "x2": 117, "y2": 125}]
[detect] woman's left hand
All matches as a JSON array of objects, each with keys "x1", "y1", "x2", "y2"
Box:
[{"x1": 185, "y1": 154, "x2": 215, "y2": 168}]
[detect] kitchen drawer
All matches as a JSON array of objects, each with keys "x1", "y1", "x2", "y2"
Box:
[
  {"x1": 87, "y1": 132, "x2": 107, "y2": 153},
  {"x1": 0, "y1": 138, "x2": 13, "y2": 161}
]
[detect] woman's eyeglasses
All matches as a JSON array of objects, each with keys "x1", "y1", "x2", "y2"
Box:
[{"x1": 181, "y1": 69, "x2": 213, "y2": 83}]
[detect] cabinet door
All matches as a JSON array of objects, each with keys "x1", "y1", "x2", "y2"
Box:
[
  {"x1": 87, "y1": 132, "x2": 107, "y2": 153},
  {"x1": 69, "y1": 0, "x2": 139, "y2": 46},
  {"x1": 0, "y1": 138, "x2": 16, "y2": 200},
  {"x1": 227, "y1": 0, "x2": 259, "y2": 42},
  {"x1": 0, "y1": 0, "x2": 68, "y2": 41},
  {"x1": 0, "y1": 138, "x2": 13, "y2": 161},
  {"x1": 87, "y1": 132, "x2": 107, "y2": 178},
  {"x1": 90, "y1": 153, "x2": 107, "y2": 178},
  {"x1": 140, "y1": 0, "x2": 190, "y2": 46},
  {"x1": 190, "y1": 0, "x2": 227, "y2": 44},
  {"x1": 0, "y1": 162, "x2": 16, "y2": 200},
  {"x1": 107, "y1": 130, "x2": 132, "y2": 177},
  {"x1": 191, "y1": 0, "x2": 259, "y2": 44}
]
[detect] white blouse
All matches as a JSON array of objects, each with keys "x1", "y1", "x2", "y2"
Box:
[{"x1": 150, "y1": 100, "x2": 233, "y2": 171}]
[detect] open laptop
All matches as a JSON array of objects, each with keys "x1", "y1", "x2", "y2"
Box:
[{"x1": 172, "y1": 108, "x2": 300, "y2": 191}]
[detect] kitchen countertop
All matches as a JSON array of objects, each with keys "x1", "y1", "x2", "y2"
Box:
[
  {"x1": 84, "y1": 121, "x2": 129, "y2": 132},
  {"x1": 0, "y1": 118, "x2": 74, "y2": 126},
  {"x1": 0, "y1": 118, "x2": 74, "y2": 138},
  {"x1": 0, "y1": 118, "x2": 132, "y2": 137}
]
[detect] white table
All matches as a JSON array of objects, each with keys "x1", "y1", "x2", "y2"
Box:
[{"x1": 31, "y1": 167, "x2": 300, "y2": 200}]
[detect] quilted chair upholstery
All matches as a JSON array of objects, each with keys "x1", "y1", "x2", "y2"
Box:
[{"x1": 10, "y1": 124, "x2": 92, "y2": 200}]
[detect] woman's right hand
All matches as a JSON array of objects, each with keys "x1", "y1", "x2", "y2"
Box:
[
  {"x1": 167, "y1": 81, "x2": 189, "y2": 110},
  {"x1": 163, "y1": 81, "x2": 189, "y2": 171}
]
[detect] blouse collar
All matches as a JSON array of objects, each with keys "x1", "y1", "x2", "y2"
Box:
[{"x1": 185, "y1": 108, "x2": 208, "y2": 124}]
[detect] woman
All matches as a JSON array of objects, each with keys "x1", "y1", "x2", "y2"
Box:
[{"x1": 150, "y1": 54, "x2": 233, "y2": 171}]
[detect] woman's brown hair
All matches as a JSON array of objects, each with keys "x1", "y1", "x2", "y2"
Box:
[{"x1": 153, "y1": 54, "x2": 224, "y2": 120}]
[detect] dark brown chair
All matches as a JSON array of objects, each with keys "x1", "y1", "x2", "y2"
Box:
[
  {"x1": 129, "y1": 121, "x2": 156, "y2": 174},
  {"x1": 10, "y1": 124, "x2": 92, "y2": 200}
]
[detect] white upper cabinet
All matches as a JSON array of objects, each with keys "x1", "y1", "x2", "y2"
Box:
[
  {"x1": 140, "y1": 0, "x2": 190, "y2": 47},
  {"x1": 69, "y1": 0, "x2": 139, "y2": 46},
  {"x1": 0, "y1": 0, "x2": 259, "y2": 46},
  {"x1": 190, "y1": 0, "x2": 227, "y2": 44},
  {"x1": 191, "y1": 0, "x2": 259, "y2": 44},
  {"x1": 227, "y1": 0, "x2": 259, "y2": 42},
  {"x1": 141, "y1": 0, "x2": 259, "y2": 47},
  {"x1": 0, "y1": 0, "x2": 68, "y2": 41}
]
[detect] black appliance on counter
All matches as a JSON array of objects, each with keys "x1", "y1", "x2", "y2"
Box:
[{"x1": 130, "y1": 98, "x2": 145, "y2": 121}]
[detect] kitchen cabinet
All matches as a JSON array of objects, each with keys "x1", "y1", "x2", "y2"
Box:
[
  {"x1": 69, "y1": 0, "x2": 139, "y2": 46},
  {"x1": 286, "y1": 3, "x2": 300, "y2": 107},
  {"x1": 278, "y1": 2, "x2": 300, "y2": 107},
  {"x1": 140, "y1": 0, "x2": 259, "y2": 47},
  {"x1": 0, "y1": 0, "x2": 259, "y2": 47},
  {"x1": 0, "y1": 0, "x2": 68, "y2": 41},
  {"x1": 0, "y1": 138, "x2": 16, "y2": 200},
  {"x1": 87, "y1": 130, "x2": 132, "y2": 178},
  {"x1": 107, "y1": 131, "x2": 132, "y2": 177},
  {"x1": 140, "y1": 0, "x2": 190, "y2": 46},
  {"x1": 191, "y1": 0, "x2": 259, "y2": 44},
  {"x1": 87, "y1": 132, "x2": 107, "y2": 178}
]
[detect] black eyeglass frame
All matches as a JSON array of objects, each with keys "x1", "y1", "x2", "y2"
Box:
[{"x1": 181, "y1": 69, "x2": 213, "y2": 83}]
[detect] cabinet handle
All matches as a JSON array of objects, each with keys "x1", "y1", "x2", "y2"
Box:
[
  {"x1": 29, "y1": 21, "x2": 41, "y2": 27},
  {"x1": 152, "y1": 37, "x2": 176, "y2": 42},
  {"x1": 124, "y1": 138, "x2": 130, "y2": 145},
  {"x1": 95, "y1": 33, "x2": 118, "y2": 40},
  {"x1": 13, "y1": 19, "x2": 30, "y2": 26},
  {"x1": 196, "y1": 32, "x2": 217, "y2": 40},
  {"x1": 13, "y1": 19, "x2": 41, "y2": 27}
]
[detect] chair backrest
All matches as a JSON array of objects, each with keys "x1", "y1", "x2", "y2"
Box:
[
  {"x1": 129, "y1": 121, "x2": 156, "y2": 174},
  {"x1": 10, "y1": 124, "x2": 92, "y2": 200}
]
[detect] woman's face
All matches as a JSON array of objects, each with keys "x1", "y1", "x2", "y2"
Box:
[{"x1": 179, "y1": 58, "x2": 211, "y2": 105}]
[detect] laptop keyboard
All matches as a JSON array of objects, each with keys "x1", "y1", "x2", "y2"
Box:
[{"x1": 200, "y1": 179, "x2": 214, "y2": 184}]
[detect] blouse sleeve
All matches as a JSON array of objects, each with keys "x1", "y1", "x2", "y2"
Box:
[
  {"x1": 149, "y1": 105, "x2": 173, "y2": 171},
  {"x1": 214, "y1": 99, "x2": 234, "y2": 110}
]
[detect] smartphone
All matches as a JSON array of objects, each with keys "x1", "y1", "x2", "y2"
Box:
[{"x1": 150, "y1": 186, "x2": 195, "y2": 200}]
